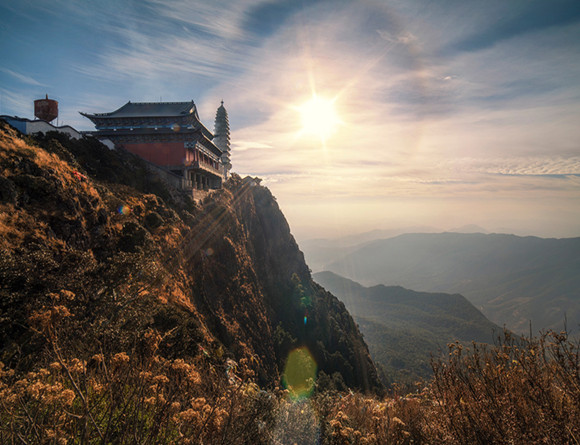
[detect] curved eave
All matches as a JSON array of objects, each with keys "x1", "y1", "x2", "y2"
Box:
[
  {"x1": 197, "y1": 123, "x2": 214, "y2": 140},
  {"x1": 79, "y1": 111, "x2": 100, "y2": 124},
  {"x1": 80, "y1": 101, "x2": 200, "y2": 120},
  {"x1": 79, "y1": 101, "x2": 132, "y2": 119},
  {"x1": 197, "y1": 135, "x2": 223, "y2": 157}
]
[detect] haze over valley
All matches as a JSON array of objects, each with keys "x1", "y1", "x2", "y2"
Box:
[{"x1": 302, "y1": 231, "x2": 580, "y2": 336}]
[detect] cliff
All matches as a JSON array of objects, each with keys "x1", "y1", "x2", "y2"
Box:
[{"x1": 0, "y1": 121, "x2": 381, "y2": 393}]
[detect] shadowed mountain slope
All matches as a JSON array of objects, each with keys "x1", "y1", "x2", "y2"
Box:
[{"x1": 314, "y1": 271, "x2": 502, "y2": 383}]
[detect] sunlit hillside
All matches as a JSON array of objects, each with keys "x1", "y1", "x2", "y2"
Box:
[{"x1": 0, "y1": 124, "x2": 579, "y2": 443}]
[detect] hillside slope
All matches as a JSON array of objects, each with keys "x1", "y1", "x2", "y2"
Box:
[
  {"x1": 314, "y1": 271, "x2": 502, "y2": 383},
  {"x1": 0, "y1": 122, "x2": 381, "y2": 393},
  {"x1": 322, "y1": 233, "x2": 580, "y2": 334}
]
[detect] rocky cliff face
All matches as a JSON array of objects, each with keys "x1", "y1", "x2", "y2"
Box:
[{"x1": 0, "y1": 122, "x2": 381, "y2": 393}]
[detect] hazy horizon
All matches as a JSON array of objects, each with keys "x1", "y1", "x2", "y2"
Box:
[
  {"x1": 2, "y1": 0, "x2": 579, "y2": 240},
  {"x1": 292, "y1": 222, "x2": 580, "y2": 245}
]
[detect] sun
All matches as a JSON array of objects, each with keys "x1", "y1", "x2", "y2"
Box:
[{"x1": 297, "y1": 94, "x2": 341, "y2": 142}]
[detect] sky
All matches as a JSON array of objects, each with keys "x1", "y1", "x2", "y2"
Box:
[{"x1": 2, "y1": 0, "x2": 580, "y2": 241}]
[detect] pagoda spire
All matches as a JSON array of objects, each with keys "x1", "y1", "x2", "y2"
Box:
[{"x1": 214, "y1": 101, "x2": 231, "y2": 179}]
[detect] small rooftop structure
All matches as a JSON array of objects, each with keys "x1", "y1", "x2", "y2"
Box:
[
  {"x1": 0, "y1": 115, "x2": 81, "y2": 140},
  {"x1": 1, "y1": 96, "x2": 80, "y2": 139},
  {"x1": 34, "y1": 94, "x2": 58, "y2": 123}
]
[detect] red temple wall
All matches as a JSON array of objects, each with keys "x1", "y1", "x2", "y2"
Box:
[{"x1": 123, "y1": 142, "x2": 187, "y2": 166}]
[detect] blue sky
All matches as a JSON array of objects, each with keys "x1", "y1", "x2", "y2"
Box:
[{"x1": 2, "y1": 0, "x2": 580, "y2": 240}]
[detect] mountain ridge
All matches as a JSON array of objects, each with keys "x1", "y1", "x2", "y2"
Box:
[
  {"x1": 311, "y1": 232, "x2": 580, "y2": 334},
  {"x1": 0, "y1": 121, "x2": 381, "y2": 393},
  {"x1": 313, "y1": 270, "x2": 503, "y2": 384}
]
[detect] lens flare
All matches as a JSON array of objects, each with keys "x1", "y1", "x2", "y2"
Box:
[{"x1": 283, "y1": 347, "x2": 317, "y2": 400}]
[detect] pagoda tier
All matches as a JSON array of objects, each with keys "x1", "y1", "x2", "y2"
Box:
[{"x1": 213, "y1": 101, "x2": 231, "y2": 178}]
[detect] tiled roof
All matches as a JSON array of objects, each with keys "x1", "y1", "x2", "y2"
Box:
[{"x1": 83, "y1": 101, "x2": 198, "y2": 118}]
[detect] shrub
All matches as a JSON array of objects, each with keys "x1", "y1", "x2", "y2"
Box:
[{"x1": 428, "y1": 330, "x2": 580, "y2": 444}]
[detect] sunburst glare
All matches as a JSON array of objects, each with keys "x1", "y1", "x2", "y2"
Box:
[{"x1": 296, "y1": 94, "x2": 342, "y2": 143}]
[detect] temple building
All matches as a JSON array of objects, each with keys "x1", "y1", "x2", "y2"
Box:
[{"x1": 81, "y1": 100, "x2": 231, "y2": 190}]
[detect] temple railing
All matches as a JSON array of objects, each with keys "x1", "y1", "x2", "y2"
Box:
[{"x1": 191, "y1": 160, "x2": 224, "y2": 177}]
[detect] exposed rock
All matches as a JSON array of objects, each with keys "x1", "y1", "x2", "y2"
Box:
[{"x1": 0, "y1": 121, "x2": 382, "y2": 393}]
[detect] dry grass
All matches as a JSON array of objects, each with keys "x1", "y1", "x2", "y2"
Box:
[
  {"x1": 4, "y1": 308, "x2": 577, "y2": 444},
  {"x1": 428, "y1": 330, "x2": 580, "y2": 444}
]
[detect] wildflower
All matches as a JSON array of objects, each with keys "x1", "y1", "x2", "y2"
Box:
[
  {"x1": 186, "y1": 370, "x2": 201, "y2": 385},
  {"x1": 88, "y1": 378, "x2": 104, "y2": 394},
  {"x1": 68, "y1": 358, "x2": 86, "y2": 374},
  {"x1": 49, "y1": 362, "x2": 62, "y2": 371},
  {"x1": 0, "y1": 363, "x2": 15, "y2": 379},
  {"x1": 392, "y1": 417, "x2": 406, "y2": 427},
  {"x1": 111, "y1": 352, "x2": 130, "y2": 366},
  {"x1": 57, "y1": 290, "x2": 75, "y2": 301},
  {"x1": 179, "y1": 408, "x2": 200, "y2": 423},
  {"x1": 61, "y1": 389, "x2": 75, "y2": 406},
  {"x1": 153, "y1": 374, "x2": 169, "y2": 384},
  {"x1": 170, "y1": 401, "x2": 181, "y2": 411},
  {"x1": 143, "y1": 329, "x2": 162, "y2": 352},
  {"x1": 171, "y1": 359, "x2": 190, "y2": 373},
  {"x1": 191, "y1": 397, "x2": 206, "y2": 409},
  {"x1": 28, "y1": 381, "x2": 47, "y2": 399},
  {"x1": 139, "y1": 371, "x2": 153, "y2": 381}
]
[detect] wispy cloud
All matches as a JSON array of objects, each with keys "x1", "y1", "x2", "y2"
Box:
[
  {"x1": 447, "y1": 1, "x2": 580, "y2": 53},
  {"x1": 71, "y1": 0, "x2": 264, "y2": 87},
  {"x1": 0, "y1": 88, "x2": 33, "y2": 116},
  {"x1": 146, "y1": 0, "x2": 262, "y2": 42},
  {"x1": 3, "y1": 0, "x2": 579, "y2": 238},
  {"x1": 0, "y1": 68, "x2": 45, "y2": 87}
]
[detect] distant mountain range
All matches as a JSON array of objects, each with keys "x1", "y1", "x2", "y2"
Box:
[
  {"x1": 299, "y1": 225, "x2": 488, "y2": 272},
  {"x1": 305, "y1": 233, "x2": 580, "y2": 335},
  {"x1": 313, "y1": 271, "x2": 502, "y2": 384}
]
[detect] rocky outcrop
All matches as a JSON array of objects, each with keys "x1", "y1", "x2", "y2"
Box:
[{"x1": 0, "y1": 121, "x2": 381, "y2": 393}]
